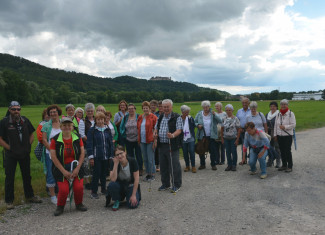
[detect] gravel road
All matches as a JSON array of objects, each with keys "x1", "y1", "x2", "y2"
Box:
[{"x1": 1, "y1": 127, "x2": 325, "y2": 235}]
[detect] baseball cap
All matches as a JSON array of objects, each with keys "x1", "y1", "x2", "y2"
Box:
[{"x1": 60, "y1": 117, "x2": 73, "y2": 124}]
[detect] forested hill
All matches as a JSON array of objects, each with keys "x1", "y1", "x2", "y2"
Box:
[{"x1": 0, "y1": 53, "x2": 229, "y2": 105}]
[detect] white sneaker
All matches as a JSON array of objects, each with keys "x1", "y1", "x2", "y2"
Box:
[{"x1": 51, "y1": 196, "x2": 57, "y2": 205}]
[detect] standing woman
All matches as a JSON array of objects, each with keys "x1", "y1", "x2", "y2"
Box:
[
  {"x1": 50, "y1": 117, "x2": 87, "y2": 216},
  {"x1": 215, "y1": 102, "x2": 226, "y2": 165},
  {"x1": 87, "y1": 112, "x2": 114, "y2": 199},
  {"x1": 181, "y1": 105, "x2": 196, "y2": 173},
  {"x1": 36, "y1": 109, "x2": 50, "y2": 145},
  {"x1": 42, "y1": 105, "x2": 62, "y2": 204},
  {"x1": 64, "y1": 104, "x2": 79, "y2": 134},
  {"x1": 274, "y1": 99, "x2": 296, "y2": 172},
  {"x1": 107, "y1": 145, "x2": 140, "y2": 211},
  {"x1": 137, "y1": 101, "x2": 158, "y2": 181},
  {"x1": 194, "y1": 100, "x2": 222, "y2": 170},
  {"x1": 104, "y1": 111, "x2": 118, "y2": 145},
  {"x1": 246, "y1": 101, "x2": 268, "y2": 132},
  {"x1": 221, "y1": 104, "x2": 240, "y2": 171},
  {"x1": 265, "y1": 101, "x2": 281, "y2": 168},
  {"x1": 75, "y1": 107, "x2": 84, "y2": 122},
  {"x1": 120, "y1": 104, "x2": 143, "y2": 175},
  {"x1": 114, "y1": 100, "x2": 128, "y2": 146}
]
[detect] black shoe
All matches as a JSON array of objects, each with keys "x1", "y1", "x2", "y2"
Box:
[
  {"x1": 76, "y1": 204, "x2": 87, "y2": 212},
  {"x1": 105, "y1": 195, "x2": 111, "y2": 207},
  {"x1": 54, "y1": 206, "x2": 64, "y2": 216},
  {"x1": 231, "y1": 166, "x2": 237, "y2": 171},
  {"x1": 278, "y1": 166, "x2": 287, "y2": 171},
  {"x1": 225, "y1": 166, "x2": 232, "y2": 171}
]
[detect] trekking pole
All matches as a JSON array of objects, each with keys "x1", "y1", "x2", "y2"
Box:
[
  {"x1": 148, "y1": 145, "x2": 155, "y2": 193},
  {"x1": 168, "y1": 138, "x2": 176, "y2": 195},
  {"x1": 69, "y1": 160, "x2": 79, "y2": 211}
]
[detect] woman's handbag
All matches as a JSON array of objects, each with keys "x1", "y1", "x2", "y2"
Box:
[
  {"x1": 34, "y1": 142, "x2": 44, "y2": 161},
  {"x1": 195, "y1": 128, "x2": 209, "y2": 155}
]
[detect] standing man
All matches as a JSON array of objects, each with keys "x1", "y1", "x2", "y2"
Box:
[
  {"x1": 0, "y1": 101, "x2": 42, "y2": 209},
  {"x1": 236, "y1": 97, "x2": 251, "y2": 165},
  {"x1": 154, "y1": 99, "x2": 183, "y2": 193}
]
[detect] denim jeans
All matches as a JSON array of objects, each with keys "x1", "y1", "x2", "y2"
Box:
[
  {"x1": 140, "y1": 143, "x2": 156, "y2": 174},
  {"x1": 45, "y1": 153, "x2": 56, "y2": 187},
  {"x1": 182, "y1": 140, "x2": 195, "y2": 167},
  {"x1": 215, "y1": 141, "x2": 225, "y2": 164},
  {"x1": 107, "y1": 181, "x2": 140, "y2": 209},
  {"x1": 125, "y1": 139, "x2": 143, "y2": 170},
  {"x1": 199, "y1": 137, "x2": 218, "y2": 167},
  {"x1": 224, "y1": 138, "x2": 238, "y2": 166},
  {"x1": 91, "y1": 158, "x2": 109, "y2": 193},
  {"x1": 249, "y1": 148, "x2": 268, "y2": 175}
]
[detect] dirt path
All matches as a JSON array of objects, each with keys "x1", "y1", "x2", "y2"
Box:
[{"x1": 1, "y1": 128, "x2": 325, "y2": 234}]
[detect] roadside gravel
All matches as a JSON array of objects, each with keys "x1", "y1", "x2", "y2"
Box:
[{"x1": 0, "y1": 127, "x2": 324, "y2": 234}]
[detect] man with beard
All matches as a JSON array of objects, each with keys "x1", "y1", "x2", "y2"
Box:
[{"x1": 0, "y1": 101, "x2": 42, "y2": 209}]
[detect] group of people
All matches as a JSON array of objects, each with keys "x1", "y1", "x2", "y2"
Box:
[{"x1": 0, "y1": 97, "x2": 296, "y2": 215}]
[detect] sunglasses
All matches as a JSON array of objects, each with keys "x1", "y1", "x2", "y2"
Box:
[{"x1": 11, "y1": 108, "x2": 21, "y2": 111}]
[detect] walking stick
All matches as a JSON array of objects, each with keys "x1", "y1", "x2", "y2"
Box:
[
  {"x1": 148, "y1": 145, "x2": 155, "y2": 192},
  {"x1": 168, "y1": 138, "x2": 176, "y2": 195},
  {"x1": 68, "y1": 160, "x2": 79, "y2": 211}
]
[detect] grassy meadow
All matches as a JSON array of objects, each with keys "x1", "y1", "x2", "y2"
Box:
[{"x1": 0, "y1": 100, "x2": 325, "y2": 210}]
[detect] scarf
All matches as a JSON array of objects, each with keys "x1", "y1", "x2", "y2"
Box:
[
  {"x1": 280, "y1": 108, "x2": 289, "y2": 116},
  {"x1": 95, "y1": 126, "x2": 107, "y2": 132},
  {"x1": 183, "y1": 116, "x2": 191, "y2": 141},
  {"x1": 267, "y1": 110, "x2": 279, "y2": 120}
]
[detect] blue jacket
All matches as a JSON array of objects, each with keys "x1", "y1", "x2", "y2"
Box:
[
  {"x1": 119, "y1": 113, "x2": 139, "y2": 138},
  {"x1": 194, "y1": 111, "x2": 222, "y2": 140},
  {"x1": 86, "y1": 126, "x2": 114, "y2": 160}
]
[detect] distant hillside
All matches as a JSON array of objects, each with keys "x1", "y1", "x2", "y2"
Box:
[{"x1": 0, "y1": 53, "x2": 230, "y2": 105}]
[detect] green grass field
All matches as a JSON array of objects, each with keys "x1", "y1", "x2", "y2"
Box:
[{"x1": 0, "y1": 100, "x2": 325, "y2": 210}]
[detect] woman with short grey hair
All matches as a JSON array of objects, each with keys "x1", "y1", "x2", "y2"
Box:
[
  {"x1": 181, "y1": 105, "x2": 196, "y2": 173},
  {"x1": 215, "y1": 102, "x2": 226, "y2": 165},
  {"x1": 245, "y1": 101, "x2": 268, "y2": 132},
  {"x1": 195, "y1": 100, "x2": 222, "y2": 170}
]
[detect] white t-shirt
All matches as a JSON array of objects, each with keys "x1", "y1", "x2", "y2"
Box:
[
  {"x1": 108, "y1": 122, "x2": 115, "y2": 137},
  {"x1": 203, "y1": 113, "x2": 211, "y2": 137},
  {"x1": 46, "y1": 128, "x2": 61, "y2": 154}
]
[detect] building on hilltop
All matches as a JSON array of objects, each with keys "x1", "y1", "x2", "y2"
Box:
[
  {"x1": 150, "y1": 76, "x2": 172, "y2": 81},
  {"x1": 292, "y1": 92, "x2": 323, "y2": 100}
]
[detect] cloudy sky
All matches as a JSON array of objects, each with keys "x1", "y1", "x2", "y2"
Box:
[{"x1": 1, "y1": 0, "x2": 325, "y2": 94}]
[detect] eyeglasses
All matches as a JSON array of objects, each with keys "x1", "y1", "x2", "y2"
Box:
[
  {"x1": 11, "y1": 108, "x2": 21, "y2": 111},
  {"x1": 115, "y1": 152, "x2": 124, "y2": 157},
  {"x1": 49, "y1": 110, "x2": 58, "y2": 114}
]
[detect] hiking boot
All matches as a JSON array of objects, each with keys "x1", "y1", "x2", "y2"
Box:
[
  {"x1": 198, "y1": 165, "x2": 206, "y2": 170},
  {"x1": 27, "y1": 196, "x2": 42, "y2": 203},
  {"x1": 6, "y1": 203, "x2": 14, "y2": 210},
  {"x1": 158, "y1": 185, "x2": 169, "y2": 191},
  {"x1": 184, "y1": 166, "x2": 190, "y2": 172},
  {"x1": 112, "y1": 200, "x2": 120, "y2": 211},
  {"x1": 285, "y1": 168, "x2": 292, "y2": 173},
  {"x1": 249, "y1": 171, "x2": 257, "y2": 175},
  {"x1": 278, "y1": 166, "x2": 287, "y2": 171},
  {"x1": 90, "y1": 193, "x2": 99, "y2": 199},
  {"x1": 192, "y1": 167, "x2": 197, "y2": 173},
  {"x1": 225, "y1": 166, "x2": 232, "y2": 171},
  {"x1": 170, "y1": 186, "x2": 180, "y2": 193},
  {"x1": 54, "y1": 206, "x2": 64, "y2": 216},
  {"x1": 76, "y1": 204, "x2": 88, "y2": 212},
  {"x1": 260, "y1": 174, "x2": 267, "y2": 179},
  {"x1": 231, "y1": 166, "x2": 237, "y2": 171},
  {"x1": 211, "y1": 165, "x2": 217, "y2": 171}
]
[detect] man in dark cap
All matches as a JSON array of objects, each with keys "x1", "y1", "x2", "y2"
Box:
[{"x1": 0, "y1": 101, "x2": 42, "y2": 209}]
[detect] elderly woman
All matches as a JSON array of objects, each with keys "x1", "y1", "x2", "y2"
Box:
[
  {"x1": 42, "y1": 105, "x2": 62, "y2": 204},
  {"x1": 242, "y1": 122, "x2": 270, "y2": 179},
  {"x1": 120, "y1": 104, "x2": 143, "y2": 175},
  {"x1": 36, "y1": 109, "x2": 50, "y2": 146},
  {"x1": 104, "y1": 111, "x2": 118, "y2": 145},
  {"x1": 274, "y1": 99, "x2": 296, "y2": 172},
  {"x1": 107, "y1": 145, "x2": 140, "y2": 211},
  {"x1": 246, "y1": 101, "x2": 268, "y2": 133},
  {"x1": 87, "y1": 112, "x2": 114, "y2": 199},
  {"x1": 137, "y1": 101, "x2": 158, "y2": 181},
  {"x1": 181, "y1": 105, "x2": 196, "y2": 173},
  {"x1": 75, "y1": 107, "x2": 84, "y2": 121},
  {"x1": 78, "y1": 103, "x2": 95, "y2": 189},
  {"x1": 50, "y1": 117, "x2": 87, "y2": 216},
  {"x1": 265, "y1": 101, "x2": 281, "y2": 168},
  {"x1": 194, "y1": 100, "x2": 222, "y2": 170},
  {"x1": 215, "y1": 102, "x2": 226, "y2": 165},
  {"x1": 96, "y1": 105, "x2": 106, "y2": 113},
  {"x1": 64, "y1": 104, "x2": 79, "y2": 134},
  {"x1": 114, "y1": 100, "x2": 128, "y2": 146},
  {"x1": 221, "y1": 104, "x2": 240, "y2": 171}
]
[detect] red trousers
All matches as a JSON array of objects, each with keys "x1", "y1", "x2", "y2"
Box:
[{"x1": 57, "y1": 178, "x2": 84, "y2": 206}]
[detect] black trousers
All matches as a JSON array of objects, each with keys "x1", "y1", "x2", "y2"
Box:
[
  {"x1": 5, "y1": 154, "x2": 34, "y2": 203},
  {"x1": 277, "y1": 135, "x2": 293, "y2": 169}
]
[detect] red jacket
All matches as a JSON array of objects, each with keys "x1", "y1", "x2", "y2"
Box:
[{"x1": 137, "y1": 113, "x2": 157, "y2": 144}]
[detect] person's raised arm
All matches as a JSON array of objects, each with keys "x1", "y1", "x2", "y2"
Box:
[{"x1": 109, "y1": 157, "x2": 119, "y2": 182}]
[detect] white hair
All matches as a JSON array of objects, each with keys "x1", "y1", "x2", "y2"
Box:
[
  {"x1": 85, "y1": 103, "x2": 95, "y2": 111},
  {"x1": 162, "y1": 99, "x2": 173, "y2": 106},
  {"x1": 180, "y1": 105, "x2": 191, "y2": 113},
  {"x1": 250, "y1": 101, "x2": 258, "y2": 109},
  {"x1": 215, "y1": 102, "x2": 222, "y2": 108},
  {"x1": 241, "y1": 97, "x2": 250, "y2": 103},
  {"x1": 225, "y1": 104, "x2": 234, "y2": 111},
  {"x1": 75, "y1": 107, "x2": 84, "y2": 115},
  {"x1": 201, "y1": 100, "x2": 211, "y2": 107},
  {"x1": 280, "y1": 99, "x2": 289, "y2": 105},
  {"x1": 65, "y1": 104, "x2": 75, "y2": 111}
]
